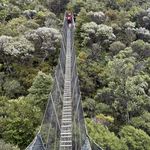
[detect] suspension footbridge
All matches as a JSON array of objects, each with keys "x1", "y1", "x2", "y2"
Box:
[{"x1": 26, "y1": 14, "x2": 102, "y2": 150}]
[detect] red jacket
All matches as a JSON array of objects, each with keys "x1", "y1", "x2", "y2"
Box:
[{"x1": 66, "y1": 13, "x2": 72, "y2": 21}]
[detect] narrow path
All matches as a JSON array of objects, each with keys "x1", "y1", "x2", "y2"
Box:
[{"x1": 59, "y1": 28, "x2": 72, "y2": 150}]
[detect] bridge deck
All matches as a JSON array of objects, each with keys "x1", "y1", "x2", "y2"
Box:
[{"x1": 60, "y1": 28, "x2": 72, "y2": 150}]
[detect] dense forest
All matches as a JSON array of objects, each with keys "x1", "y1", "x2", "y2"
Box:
[{"x1": 0, "y1": 0, "x2": 150, "y2": 149}]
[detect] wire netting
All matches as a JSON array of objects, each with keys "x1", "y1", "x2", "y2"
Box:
[{"x1": 26, "y1": 14, "x2": 100, "y2": 150}]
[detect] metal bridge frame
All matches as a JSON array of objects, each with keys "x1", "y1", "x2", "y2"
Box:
[{"x1": 26, "y1": 13, "x2": 103, "y2": 150}]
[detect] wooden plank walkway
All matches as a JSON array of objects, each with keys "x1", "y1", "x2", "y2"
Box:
[{"x1": 60, "y1": 28, "x2": 72, "y2": 150}]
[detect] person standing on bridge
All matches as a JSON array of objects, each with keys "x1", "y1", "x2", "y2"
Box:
[{"x1": 66, "y1": 12, "x2": 73, "y2": 27}]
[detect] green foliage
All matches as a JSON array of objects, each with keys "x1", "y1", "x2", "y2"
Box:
[
  {"x1": 131, "y1": 111, "x2": 150, "y2": 136},
  {"x1": 0, "y1": 9, "x2": 8, "y2": 22},
  {"x1": 69, "y1": 0, "x2": 84, "y2": 14},
  {"x1": 83, "y1": 98, "x2": 96, "y2": 117},
  {"x1": 35, "y1": 11, "x2": 47, "y2": 25},
  {"x1": 42, "y1": 0, "x2": 69, "y2": 14},
  {"x1": 0, "y1": 96, "x2": 41, "y2": 149},
  {"x1": 77, "y1": 58, "x2": 106, "y2": 98},
  {"x1": 115, "y1": 0, "x2": 131, "y2": 6},
  {"x1": 95, "y1": 103, "x2": 112, "y2": 115},
  {"x1": 0, "y1": 16, "x2": 39, "y2": 36},
  {"x1": 0, "y1": 0, "x2": 150, "y2": 149},
  {"x1": 0, "y1": 71, "x2": 26, "y2": 98},
  {"x1": 131, "y1": 40, "x2": 150, "y2": 59},
  {"x1": 26, "y1": 27, "x2": 61, "y2": 51},
  {"x1": 76, "y1": 8, "x2": 89, "y2": 36},
  {"x1": 1, "y1": 36, "x2": 34, "y2": 56},
  {"x1": 3, "y1": 79, "x2": 24, "y2": 98},
  {"x1": 96, "y1": 114, "x2": 114, "y2": 124},
  {"x1": 145, "y1": 57, "x2": 150, "y2": 74},
  {"x1": 95, "y1": 46, "x2": 150, "y2": 126},
  {"x1": 0, "y1": 139, "x2": 19, "y2": 150},
  {"x1": 28, "y1": 71, "x2": 53, "y2": 110},
  {"x1": 12, "y1": 64, "x2": 39, "y2": 89},
  {"x1": 0, "y1": 72, "x2": 5, "y2": 95},
  {"x1": 128, "y1": 6, "x2": 143, "y2": 18},
  {"x1": 82, "y1": 0, "x2": 106, "y2": 12},
  {"x1": 120, "y1": 125, "x2": 150, "y2": 150},
  {"x1": 115, "y1": 10, "x2": 130, "y2": 27},
  {"x1": 81, "y1": 22, "x2": 116, "y2": 48},
  {"x1": 109, "y1": 41, "x2": 126, "y2": 55},
  {"x1": 0, "y1": 17, "x2": 27, "y2": 36},
  {"x1": 87, "y1": 11, "x2": 106, "y2": 24},
  {"x1": 44, "y1": 11, "x2": 61, "y2": 28},
  {"x1": 24, "y1": 20, "x2": 39, "y2": 29},
  {"x1": 86, "y1": 118, "x2": 128, "y2": 150}
]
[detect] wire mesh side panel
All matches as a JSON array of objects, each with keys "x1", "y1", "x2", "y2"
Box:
[
  {"x1": 90, "y1": 141, "x2": 103, "y2": 150},
  {"x1": 26, "y1": 17, "x2": 68, "y2": 150},
  {"x1": 70, "y1": 15, "x2": 103, "y2": 149},
  {"x1": 72, "y1": 77, "x2": 88, "y2": 150},
  {"x1": 70, "y1": 25, "x2": 91, "y2": 150},
  {"x1": 39, "y1": 21, "x2": 68, "y2": 150}
]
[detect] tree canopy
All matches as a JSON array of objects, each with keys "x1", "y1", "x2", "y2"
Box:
[{"x1": 0, "y1": 0, "x2": 150, "y2": 149}]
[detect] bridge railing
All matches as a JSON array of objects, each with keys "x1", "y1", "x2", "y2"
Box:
[
  {"x1": 70, "y1": 15, "x2": 103, "y2": 150},
  {"x1": 26, "y1": 12, "x2": 102, "y2": 150},
  {"x1": 38, "y1": 15, "x2": 69, "y2": 150},
  {"x1": 26, "y1": 14, "x2": 68, "y2": 150}
]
